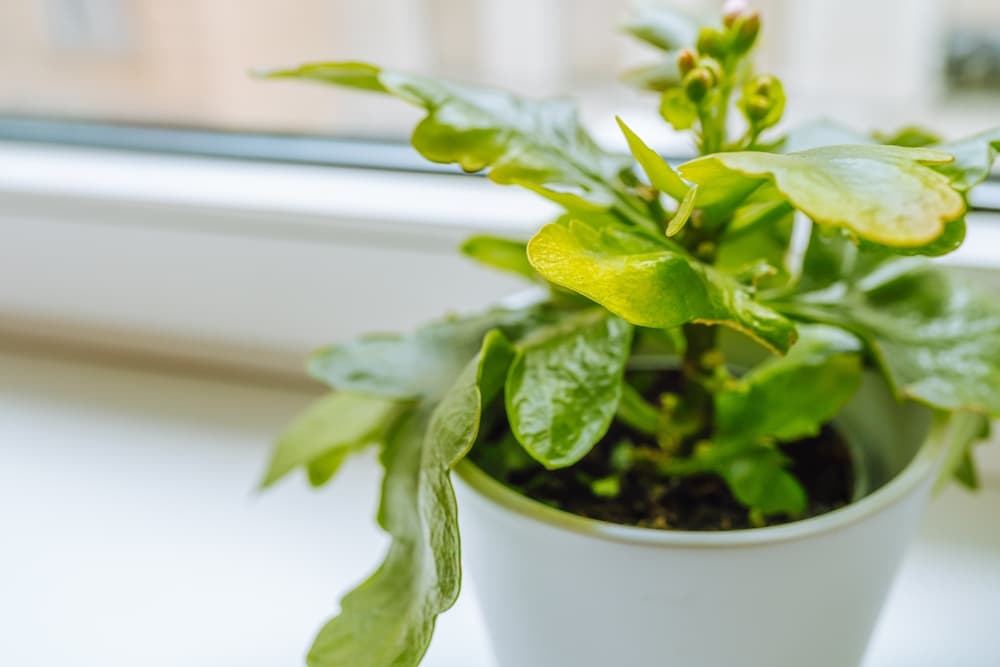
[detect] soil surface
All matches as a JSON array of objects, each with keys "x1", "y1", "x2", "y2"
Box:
[
  {"x1": 510, "y1": 425, "x2": 853, "y2": 530},
  {"x1": 471, "y1": 371, "x2": 855, "y2": 531}
]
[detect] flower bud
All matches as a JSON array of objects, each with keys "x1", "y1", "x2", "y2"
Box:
[
  {"x1": 722, "y1": 0, "x2": 750, "y2": 27},
  {"x1": 740, "y1": 74, "x2": 785, "y2": 128},
  {"x1": 743, "y1": 95, "x2": 771, "y2": 122},
  {"x1": 730, "y1": 11, "x2": 761, "y2": 55},
  {"x1": 682, "y1": 68, "x2": 713, "y2": 103},
  {"x1": 696, "y1": 27, "x2": 726, "y2": 60},
  {"x1": 677, "y1": 48, "x2": 697, "y2": 76}
]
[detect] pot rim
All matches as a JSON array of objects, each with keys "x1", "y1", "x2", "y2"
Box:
[{"x1": 453, "y1": 418, "x2": 949, "y2": 549}]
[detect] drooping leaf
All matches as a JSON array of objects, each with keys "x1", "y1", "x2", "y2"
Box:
[
  {"x1": 307, "y1": 331, "x2": 515, "y2": 667},
  {"x1": 526, "y1": 219, "x2": 797, "y2": 353},
  {"x1": 264, "y1": 62, "x2": 633, "y2": 210},
  {"x1": 460, "y1": 235, "x2": 536, "y2": 281},
  {"x1": 680, "y1": 145, "x2": 966, "y2": 247},
  {"x1": 930, "y1": 128, "x2": 1000, "y2": 192},
  {"x1": 622, "y1": 3, "x2": 700, "y2": 51},
  {"x1": 616, "y1": 117, "x2": 690, "y2": 200},
  {"x1": 714, "y1": 325, "x2": 863, "y2": 446},
  {"x1": 308, "y1": 307, "x2": 545, "y2": 399},
  {"x1": 261, "y1": 392, "x2": 406, "y2": 488},
  {"x1": 776, "y1": 260, "x2": 1000, "y2": 416},
  {"x1": 506, "y1": 309, "x2": 633, "y2": 468}
]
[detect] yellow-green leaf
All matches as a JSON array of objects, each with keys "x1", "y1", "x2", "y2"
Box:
[
  {"x1": 680, "y1": 145, "x2": 966, "y2": 247},
  {"x1": 307, "y1": 331, "x2": 515, "y2": 667},
  {"x1": 616, "y1": 116, "x2": 690, "y2": 200},
  {"x1": 526, "y1": 220, "x2": 797, "y2": 353},
  {"x1": 261, "y1": 392, "x2": 404, "y2": 488}
]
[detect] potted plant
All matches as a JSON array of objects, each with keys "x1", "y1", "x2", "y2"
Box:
[{"x1": 259, "y1": 4, "x2": 1000, "y2": 667}]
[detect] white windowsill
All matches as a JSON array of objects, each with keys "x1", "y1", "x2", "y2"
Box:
[{"x1": 1, "y1": 140, "x2": 999, "y2": 378}]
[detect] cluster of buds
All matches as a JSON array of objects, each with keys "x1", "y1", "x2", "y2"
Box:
[{"x1": 674, "y1": 4, "x2": 761, "y2": 107}]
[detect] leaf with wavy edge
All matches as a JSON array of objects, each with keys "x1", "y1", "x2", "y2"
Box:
[
  {"x1": 264, "y1": 62, "x2": 632, "y2": 210},
  {"x1": 527, "y1": 219, "x2": 797, "y2": 353},
  {"x1": 680, "y1": 145, "x2": 966, "y2": 247},
  {"x1": 307, "y1": 330, "x2": 515, "y2": 667}
]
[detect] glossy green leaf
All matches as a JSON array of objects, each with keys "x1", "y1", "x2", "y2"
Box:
[
  {"x1": 307, "y1": 331, "x2": 514, "y2": 667},
  {"x1": 308, "y1": 308, "x2": 542, "y2": 399},
  {"x1": 622, "y1": 3, "x2": 699, "y2": 51},
  {"x1": 506, "y1": 309, "x2": 633, "y2": 468},
  {"x1": 930, "y1": 128, "x2": 1000, "y2": 191},
  {"x1": 526, "y1": 220, "x2": 797, "y2": 353},
  {"x1": 714, "y1": 325, "x2": 863, "y2": 446},
  {"x1": 460, "y1": 235, "x2": 535, "y2": 281},
  {"x1": 261, "y1": 392, "x2": 405, "y2": 488},
  {"x1": 777, "y1": 260, "x2": 1000, "y2": 416},
  {"x1": 265, "y1": 62, "x2": 631, "y2": 210},
  {"x1": 616, "y1": 117, "x2": 690, "y2": 200},
  {"x1": 680, "y1": 145, "x2": 966, "y2": 247}
]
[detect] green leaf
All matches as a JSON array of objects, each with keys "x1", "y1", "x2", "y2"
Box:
[
  {"x1": 506, "y1": 310, "x2": 633, "y2": 468},
  {"x1": 680, "y1": 145, "x2": 966, "y2": 247},
  {"x1": 622, "y1": 3, "x2": 700, "y2": 51},
  {"x1": 262, "y1": 61, "x2": 387, "y2": 92},
  {"x1": 265, "y1": 62, "x2": 631, "y2": 210},
  {"x1": 307, "y1": 331, "x2": 515, "y2": 667},
  {"x1": 935, "y1": 411, "x2": 991, "y2": 492},
  {"x1": 261, "y1": 392, "x2": 405, "y2": 488},
  {"x1": 717, "y1": 447, "x2": 807, "y2": 516},
  {"x1": 665, "y1": 184, "x2": 699, "y2": 237},
  {"x1": 460, "y1": 235, "x2": 535, "y2": 281},
  {"x1": 616, "y1": 116, "x2": 690, "y2": 200},
  {"x1": 659, "y1": 88, "x2": 699, "y2": 131},
  {"x1": 777, "y1": 260, "x2": 1000, "y2": 416},
  {"x1": 616, "y1": 381, "x2": 660, "y2": 436},
  {"x1": 714, "y1": 325, "x2": 863, "y2": 446},
  {"x1": 930, "y1": 127, "x2": 1000, "y2": 192},
  {"x1": 308, "y1": 308, "x2": 543, "y2": 399},
  {"x1": 526, "y1": 220, "x2": 797, "y2": 353},
  {"x1": 874, "y1": 126, "x2": 942, "y2": 148}
]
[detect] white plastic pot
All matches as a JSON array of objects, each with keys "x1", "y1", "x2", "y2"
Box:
[{"x1": 453, "y1": 372, "x2": 950, "y2": 667}]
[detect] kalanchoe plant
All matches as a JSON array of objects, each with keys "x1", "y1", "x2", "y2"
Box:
[{"x1": 261, "y1": 5, "x2": 1000, "y2": 667}]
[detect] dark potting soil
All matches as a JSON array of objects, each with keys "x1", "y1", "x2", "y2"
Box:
[
  {"x1": 510, "y1": 425, "x2": 852, "y2": 531},
  {"x1": 472, "y1": 372, "x2": 855, "y2": 532}
]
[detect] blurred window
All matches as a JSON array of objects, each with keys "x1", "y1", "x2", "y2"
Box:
[{"x1": 1, "y1": 0, "x2": 999, "y2": 143}]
